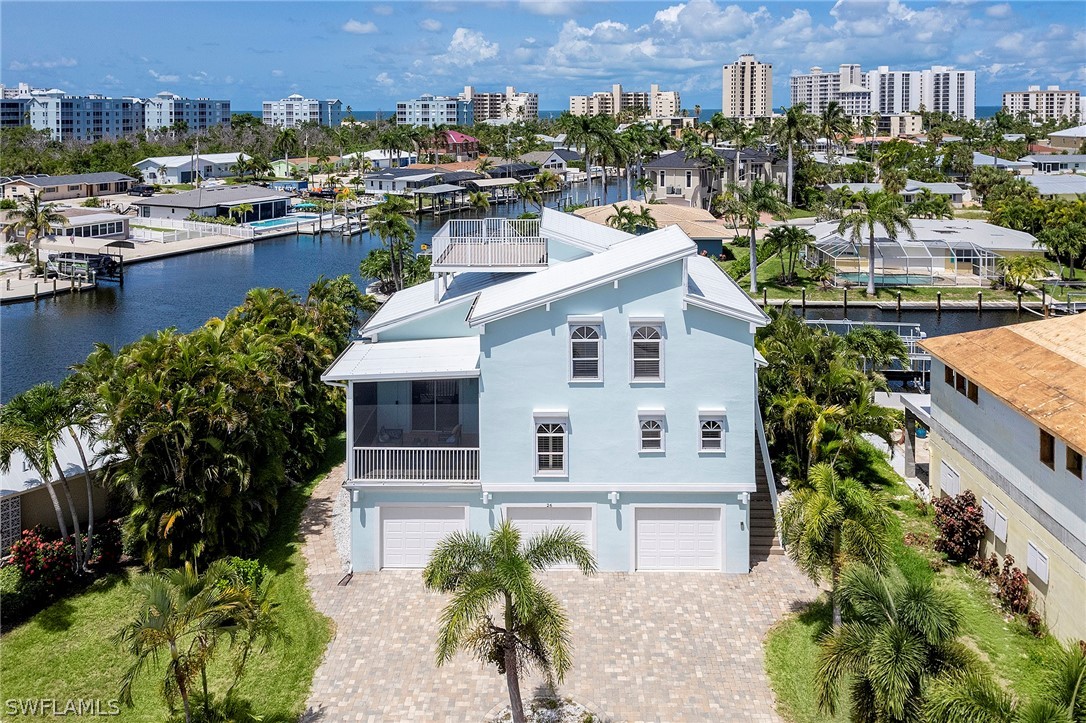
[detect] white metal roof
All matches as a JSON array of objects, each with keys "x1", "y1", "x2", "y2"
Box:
[
  {"x1": 469, "y1": 177, "x2": 519, "y2": 188},
  {"x1": 1049, "y1": 124, "x2": 1086, "y2": 139},
  {"x1": 362, "y1": 272, "x2": 517, "y2": 335},
  {"x1": 811, "y1": 218, "x2": 1037, "y2": 252},
  {"x1": 684, "y1": 255, "x2": 769, "y2": 325},
  {"x1": 469, "y1": 225, "x2": 694, "y2": 326},
  {"x1": 1, "y1": 428, "x2": 110, "y2": 498},
  {"x1": 136, "y1": 152, "x2": 248, "y2": 168},
  {"x1": 1025, "y1": 174, "x2": 1086, "y2": 196},
  {"x1": 538, "y1": 207, "x2": 632, "y2": 253},
  {"x1": 322, "y1": 337, "x2": 480, "y2": 382}
]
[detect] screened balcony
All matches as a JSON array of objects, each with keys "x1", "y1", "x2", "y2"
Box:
[{"x1": 351, "y1": 378, "x2": 480, "y2": 482}]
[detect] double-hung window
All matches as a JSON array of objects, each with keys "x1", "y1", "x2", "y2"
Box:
[
  {"x1": 699, "y1": 411, "x2": 726, "y2": 452},
  {"x1": 534, "y1": 413, "x2": 568, "y2": 476},
  {"x1": 638, "y1": 411, "x2": 665, "y2": 453},
  {"x1": 631, "y1": 323, "x2": 663, "y2": 381},
  {"x1": 569, "y1": 323, "x2": 601, "y2": 381}
]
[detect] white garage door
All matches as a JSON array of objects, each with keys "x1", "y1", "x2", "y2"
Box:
[
  {"x1": 636, "y1": 507, "x2": 721, "y2": 571},
  {"x1": 381, "y1": 506, "x2": 466, "y2": 569},
  {"x1": 506, "y1": 507, "x2": 594, "y2": 568}
]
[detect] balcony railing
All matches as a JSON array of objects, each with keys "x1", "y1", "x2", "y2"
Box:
[
  {"x1": 352, "y1": 446, "x2": 479, "y2": 482},
  {"x1": 431, "y1": 218, "x2": 547, "y2": 270}
]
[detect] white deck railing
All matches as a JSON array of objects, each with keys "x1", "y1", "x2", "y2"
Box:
[
  {"x1": 352, "y1": 446, "x2": 480, "y2": 482},
  {"x1": 431, "y1": 218, "x2": 547, "y2": 268}
]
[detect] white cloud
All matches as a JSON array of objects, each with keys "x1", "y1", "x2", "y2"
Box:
[
  {"x1": 9, "y1": 56, "x2": 78, "y2": 71},
  {"x1": 985, "y1": 3, "x2": 1012, "y2": 18},
  {"x1": 148, "y1": 69, "x2": 180, "y2": 83},
  {"x1": 375, "y1": 72, "x2": 394, "y2": 87},
  {"x1": 342, "y1": 19, "x2": 378, "y2": 34},
  {"x1": 372, "y1": 4, "x2": 394, "y2": 15},
  {"x1": 101, "y1": 74, "x2": 122, "y2": 87},
  {"x1": 438, "y1": 27, "x2": 500, "y2": 66},
  {"x1": 419, "y1": 18, "x2": 443, "y2": 32},
  {"x1": 271, "y1": 69, "x2": 284, "y2": 77}
]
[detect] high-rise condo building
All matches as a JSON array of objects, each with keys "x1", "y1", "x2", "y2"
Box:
[
  {"x1": 569, "y1": 84, "x2": 680, "y2": 117},
  {"x1": 395, "y1": 94, "x2": 475, "y2": 127},
  {"x1": 721, "y1": 54, "x2": 773, "y2": 119},
  {"x1": 1002, "y1": 86, "x2": 1082, "y2": 122},
  {"x1": 460, "y1": 86, "x2": 539, "y2": 122},
  {"x1": 262, "y1": 94, "x2": 344, "y2": 128}
]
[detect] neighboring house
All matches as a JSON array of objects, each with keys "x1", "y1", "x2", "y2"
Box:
[
  {"x1": 134, "y1": 153, "x2": 249, "y2": 185},
  {"x1": 1023, "y1": 173, "x2": 1086, "y2": 199},
  {"x1": 340, "y1": 150, "x2": 418, "y2": 170},
  {"x1": 435, "y1": 131, "x2": 480, "y2": 161},
  {"x1": 1046, "y1": 124, "x2": 1086, "y2": 151},
  {"x1": 536, "y1": 133, "x2": 570, "y2": 150},
  {"x1": 322, "y1": 208, "x2": 774, "y2": 573},
  {"x1": 967, "y1": 152, "x2": 1034, "y2": 176},
  {"x1": 518, "y1": 149, "x2": 581, "y2": 174},
  {"x1": 643, "y1": 148, "x2": 786, "y2": 209},
  {"x1": 269, "y1": 156, "x2": 345, "y2": 178},
  {"x1": 362, "y1": 169, "x2": 442, "y2": 196},
  {"x1": 0, "y1": 172, "x2": 134, "y2": 201},
  {"x1": 1020, "y1": 154, "x2": 1086, "y2": 174},
  {"x1": 1, "y1": 207, "x2": 129, "y2": 243},
  {"x1": 131, "y1": 184, "x2": 291, "y2": 221},
  {"x1": 825, "y1": 179, "x2": 970, "y2": 206},
  {"x1": 916, "y1": 314, "x2": 1086, "y2": 642},
  {"x1": 574, "y1": 201, "x2": 732, "y2": 255},
  {"x1": 1, "y1": 428, "x2": 111, "y2": 554}
]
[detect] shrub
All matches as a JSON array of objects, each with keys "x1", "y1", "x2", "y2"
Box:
[
  {"x1": 223, "y1": 556, "x2": 269, "y2": 588},
  {"x1": 87, "y1": 519, "x2": 123, "y2": 569},
  {"x1": 0, "y1": 198, "x2": 18, "y2": 209},
  {"x1": 971, "y1": 553, "x2": 1000, "y2": 578},
  {"x1": 933, "y1": 490, "x2": 986, "y2": 562},
  {"x1": 1026, "y1": 611, "x2": 1046, "y2": 637},
  {"x1": 9, "y1": 526, "x2": 78, "y2": 594},
  {"x1": 995, "y1": 554, "x2": 1032, "y2": 614},
  {"x1": 0, "y1": 565, "x2": 46, "y2": 622},
  {"x1": 80, "y1": 197, "x2": 102, "y2": 208}
]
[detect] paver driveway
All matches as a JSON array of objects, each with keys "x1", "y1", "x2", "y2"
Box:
[{"x1": 301, "y1": 467, "x2": 819, "y2": 722}]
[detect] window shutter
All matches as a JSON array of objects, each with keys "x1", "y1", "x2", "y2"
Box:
[
  {"x1": 940, "y1": 461, "x2": 960, "y2": 497},
  {"x1": 1027, "y1": 542, "x2": 1048, "y2": 584},
  {"x1": 994, "y1": 511, "x2": 1008, "y2": 543},
  {"x1": 981, "y1": 497, "x2": 996, "y2": 530}
]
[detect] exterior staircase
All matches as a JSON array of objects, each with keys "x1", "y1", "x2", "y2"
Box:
[{"x1": 750, "y1": 442, "x2": 785, "y2": 567}]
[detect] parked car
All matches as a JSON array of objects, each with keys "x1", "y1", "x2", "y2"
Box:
[{"x1": 128, "y1": 184, "x2": 155, "y2": 197}]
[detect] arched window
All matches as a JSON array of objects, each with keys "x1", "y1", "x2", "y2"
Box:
[
  {"x1": 700, "y1": 418, "x2": 723, "y2": 451},
  {"x1": 570, "y1": 325, "x2": 601, "y2": 380},
  {"x1": 640, "y1": 418, "x2": 664, "y2": 451},
  {"x1": 631, "y1": 325, "x2": 663, "y2": 380},
  {"x1": 536, "y1": 423, "x2": 567, "y2": 474}
]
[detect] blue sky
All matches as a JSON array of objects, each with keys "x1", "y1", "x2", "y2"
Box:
[{"x1": 2, "y1": 1, "x2": 1083, "y2": 111}]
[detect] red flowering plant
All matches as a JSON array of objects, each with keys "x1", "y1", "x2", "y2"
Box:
[
  {"x1": 933, "y1": 490, "x2": 987, "y2": 562},
  {"x1": 8, "y1": 526, "x2": 78, "y2": 597}
]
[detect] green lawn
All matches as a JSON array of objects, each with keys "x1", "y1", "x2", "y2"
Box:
[
  {"x1": 953, "y1": 209, "x2": 990, "y2": 220},
  {"x1": 764, "y1": 442, "x2": 1063, "y2": 722},
  {"x1": 0, "y1": 442, "x2": 341, "y2": 721}
]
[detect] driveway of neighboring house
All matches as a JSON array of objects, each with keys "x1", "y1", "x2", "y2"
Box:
[{"x1": 301, "y1": 467, "x2": 819, "y2": 722}]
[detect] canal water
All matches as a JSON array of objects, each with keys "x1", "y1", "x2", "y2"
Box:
[{"x1": 0, "y1": 180, "x2": 1032, "y2": 401}]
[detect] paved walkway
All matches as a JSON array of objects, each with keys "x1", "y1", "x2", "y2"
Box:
[{"x1": 300, "y1": 468, "x2": 819, "y2": 722}]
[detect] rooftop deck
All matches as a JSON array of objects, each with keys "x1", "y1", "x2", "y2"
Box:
[{"x1": 430, "y1": 218, "x2": 547, "y2": 272}]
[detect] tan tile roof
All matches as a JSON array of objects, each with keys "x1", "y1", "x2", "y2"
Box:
[
  {"x1": 573, "y1": 201, "x2": 732, "y2": 240},
  {"x1": 921, "y1": 313, "x2": 1086, "y2": 452}
]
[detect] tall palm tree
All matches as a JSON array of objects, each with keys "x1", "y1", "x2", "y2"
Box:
[
  {"x1": 771, "y1": 104, "x2": 816, "y2": 207},
  {"x1": 925, "y1": 639, "x2": 1086, "y2": 723},
  {"x1": 227, "y1": 202, "x2": 254, "y2": 225},
  {"x1": 0, "y1": 383, "x2": 87, "y2": 570},
  {"x1": 368, "y1": 197, "x2": 416, "y2": 291},
  {"x1": 635, "y1": 175, "x2": 655, "y2": 202},
  {"x1": 729, "y1": 179, "x2": 787, "y2": 294},
  {"x1": 467, "y1": 190, "x2": 490, "y2": 218},
  {"x1": 763, "y1": 225, "x2": 813, "y2": 284},
  {"x1": 727, "y1": 121, "x2": 760, "y2": 188},
  {"x1": 423, "y1": 520, "x2": 597, "y2": 723},
  {"x1": 475, "y1": 157, "x2": 495, "y2": 177},
  {"x1": 7, "y1": 190, "x2": 68, "y2": 266},
  {"x1": 780, "y1": 463, "x2": 894, "y2": 628},
  {"x1": 819, "y1": 101, "x2": 851, "y2": 171},
  {"x1": 837, "y1": 190, "x2": 915, "y2": 296},
  {"x1": 816, "y1": 565, "x2": 974, "y2": 722}
]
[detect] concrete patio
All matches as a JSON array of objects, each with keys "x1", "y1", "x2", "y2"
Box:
[{"x1": 301, "y1": 466, "x2": 819, "y2": 722}]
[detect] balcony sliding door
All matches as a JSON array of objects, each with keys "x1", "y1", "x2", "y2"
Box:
[{"x1": 412, "y1": 380, "x2": 459, "y2": 432}]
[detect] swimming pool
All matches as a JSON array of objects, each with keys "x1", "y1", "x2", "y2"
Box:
[
  {"x1": 248, "y1": 213, "x2": 320, "y2": 229},
  {"x1": 837, "y1": 272, "x2": 933, "y2": 286}
]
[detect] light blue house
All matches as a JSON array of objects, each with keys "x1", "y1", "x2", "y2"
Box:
[{"x1": 323, "y1": 209, "x2": 775, "y2": 573}]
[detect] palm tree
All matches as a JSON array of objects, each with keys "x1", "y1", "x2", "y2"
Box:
[
  {"x1": 368, "y1": 197, "x2": 416, "y2": 291},
  {"x1": 780, "y1": 463, "x2": 893, "y2": 628},
  {"x1": 467, "y1": 191, "x2": 490, "y2": 218},
  {"x1": 423, "y1": 520, "x2": 597, "y2": 723},
  {"x1": 815, "y1": 565, "x2": 973, "y2": 722},
  {"x1": 7, "y1": 190, "x2": 68, "y2": 267},
  {"x1": 634, "y1": 175, "x2": 654, "y2": 202},
  {"x1": 819, "y1": 101, "x2": 851, "y2": 171},
  {"x1": 837, "y1": 190, "x2": 915, "y2": 297},
  {"x1": 0, "y1": 383, "x2": 87, "y2": 570},
  {"x1": 227, "y1": 203, "x2": 254, "y2": 225},
  {"x1": 727, "y1": 120, "x2": 760, "y2": 188},
  {"x1": 729, "y1": 179, "x2": 787, "y2": 294},
  {"x1": 377, "y1": 126, "x2": 409, "y2": 176},
  {"x1": 606, "y1": 204, "x2": 639, "y2": 233},
  {"x1": 475, "y1": 157, "x2": 495, "y2": 177},
  {"x1": 771, "y1": 104, "x2": 816, "y2": 207},
  {"x1": 114, "y1": 562, "x2": 241, "y2": 723},
  {"x1": 1035, "y1": 222, "x2": 1085, "y2": 281},
  {"x1": 763, "y1": 225, "x2": 813, "y2": 284},
  {"x1": 924, "y1": 639, "x2": 1086, "y2": 723},
  {"x1": 997, "y1": 255, "x2": 1049, "y2": 292}
]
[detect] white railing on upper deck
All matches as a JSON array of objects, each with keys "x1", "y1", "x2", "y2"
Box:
[
  {"x1": 431, "y1": 218, "x2": 547, "y2": 268},
  {"x1": 352, "y1": 447, "x2": 480, "y2": 482}
]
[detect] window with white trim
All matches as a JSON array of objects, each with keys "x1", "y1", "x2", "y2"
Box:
[
  {"x1": 569, "y1": 324, "x2": 601, "y2": 380},
  {"x1": 631, "y1": 325, "x2": 663, "y2": 380},
  {"x1": 639, "y1": 418, "x2": 664, "y2": 452},
  {"x1": 535, "y1": 422, "x2": 567, "y2": 475},
  {"x1": 699, "y1": 417, "x2": 725, "y2": 451},
  {"x1": 1027, "y1": 541, "x2": 1049, "y2": 584}
]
